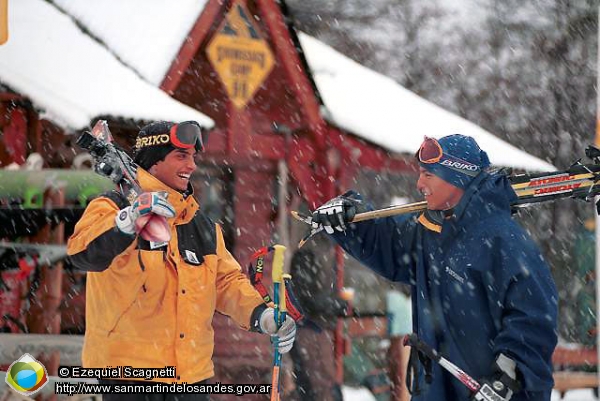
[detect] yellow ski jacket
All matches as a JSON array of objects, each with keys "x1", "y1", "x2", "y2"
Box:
[{"x1": 67, "y1": 169, "x2": 265, "y2": 383}]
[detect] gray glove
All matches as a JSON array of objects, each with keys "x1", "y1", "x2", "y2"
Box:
[
  {"x1": 115, "y1": 191, "x2": 175, "y2": 235},
  {"x1": 258, "y1": 307, "x2": 296, "y2": 354}
]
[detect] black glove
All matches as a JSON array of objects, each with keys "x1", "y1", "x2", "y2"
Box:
[
  {"x1": 311, "y1": 191, "x2": 363, "y2": 234},
  {"x1": 472, "y1": 354, "x2": 521, "y2": 401}
]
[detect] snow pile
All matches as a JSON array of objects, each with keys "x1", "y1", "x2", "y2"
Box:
[
  {"x1": 0, "y1": 0, "x2": 213, "y2": 131},
  {"x1": 298, "y1": 33, "x2": 555, "y2": 171},
  {"x1": 53, "y1": 0, "x2": 208, "y2": 86}
]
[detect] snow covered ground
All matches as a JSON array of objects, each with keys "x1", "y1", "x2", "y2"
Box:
[
  {"x1": 552, "y1": 389, "x2": 598, "y2": 401},
  {"x1": 341, "y1": 387, "x2": 599, "y2": 401},
  {"x1": 342, "y1": 386, "x2": 377, "y2": 401}
]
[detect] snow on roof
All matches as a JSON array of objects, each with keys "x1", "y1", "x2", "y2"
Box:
[
  {"x1": 298, "y1": 33, "x2": 555, "y2": 172},
  {"x1": 53, "y1": 0, "x2": 208, "y2": 86},
  {"x1": 48, "y1": 1, "x2": 553, "y2": 171},
  {"x1": 0, "y1": 0, "x2": 213, "y2": 131}
]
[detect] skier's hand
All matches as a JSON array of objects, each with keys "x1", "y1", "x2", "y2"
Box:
[
  {"x1": 259, "y1": 307, "x2": 296, "y2": 354},
  {"x1": 473, "y1": 379, "x2": 512, "y2": 401},
  {"x1": 115, "y1": 192, "x2": 176, "y2": 235},
  {"x1": 311, "y1": 191, "x2": 363, "y2": 234},
  {"x1": 472, "y1": 354, "x2": 521, "y2": 401}
]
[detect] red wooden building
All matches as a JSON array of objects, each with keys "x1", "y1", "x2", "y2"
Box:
[
  {"x1": 0, "y1": 0, "x2": 414, "y2": 394},
  {"x1": 1, "y1": 0, "x2": 554, "y2": 398}
]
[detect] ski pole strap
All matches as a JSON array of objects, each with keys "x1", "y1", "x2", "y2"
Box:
[
  {"x1": 403, "y1": 334, "x2": 481, "y2": 394},
  {"x1": 248, "y1": 246, "x2": 274, "y2": 303},
  {"x1": 405, "y1": 335, "x2": 433, "y2": 395},
  {"x1": 248, "y1": 246, "x2": 304, "y2": 322},
  {"x1": 406, "y1": 346, "x2": 430, "y2": 395},
  {"x1": 404, "y1": 333, "x2": 440, "y2": 363},
  {"x1": 283, "y1": 278, "x2": 305, "y2": 323}
]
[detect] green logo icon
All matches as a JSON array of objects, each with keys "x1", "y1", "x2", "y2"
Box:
[{"x1": 5, "y1": 353, "x2": 49, "y2": 396}]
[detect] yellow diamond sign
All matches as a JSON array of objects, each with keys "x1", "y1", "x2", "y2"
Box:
[{"x1": 206, "y1": 0, "x2": 274, "y2": 109}]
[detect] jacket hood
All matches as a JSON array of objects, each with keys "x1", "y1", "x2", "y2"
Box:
[{"x1": 442, "y1": 171, "x2": 518, "y2": 236}]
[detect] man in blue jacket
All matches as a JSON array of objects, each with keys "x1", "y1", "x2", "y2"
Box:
[{"x1": 310, "y1": 135, "x2": 558, "y2": 401}]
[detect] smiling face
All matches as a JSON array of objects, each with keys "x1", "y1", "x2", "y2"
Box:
[
  {"x1": 417, "y1": 167, "x2": 464, "y2": 210},
  {"x1": 148, "y1": 148, "x2": 197, "y2": 191}
]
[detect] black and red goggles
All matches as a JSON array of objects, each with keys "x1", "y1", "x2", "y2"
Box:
[{"x1": 169, "y1": 121, "x2": 204, "y2": 152}]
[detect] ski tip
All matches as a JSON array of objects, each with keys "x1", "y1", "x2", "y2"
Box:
[{"x1": 291, "y1": 210, "x2": 313, "y2": 224}]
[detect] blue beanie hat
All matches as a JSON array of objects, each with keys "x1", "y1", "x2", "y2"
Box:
[{"x1": 419, "y1": 134, "x2": 491, "y2": 189}]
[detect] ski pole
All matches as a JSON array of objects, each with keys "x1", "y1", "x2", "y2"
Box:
[
  {"x1": 403, "y1": 333, "x2": 481, "y2": 393},
  {"x1": 271, "y1": 244, "x2": 288, "y2": 401},
  {"x1": 291, "y1": 201, "x2": 426, "y2": 247}
]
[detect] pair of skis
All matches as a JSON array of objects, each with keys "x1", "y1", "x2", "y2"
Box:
[
  {"x1": 76, "y1": 120, "x2": 143, "y2": 204},
  {"x1": 293, "y1": 145, "x2": 600, "y2": 246},
  {"x1": 78, "y1": 120, "x2": 173, "y2": 244}
]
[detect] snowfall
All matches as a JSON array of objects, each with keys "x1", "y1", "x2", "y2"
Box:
[{"x1": 0, "y1": 2, "x2": 595, "y2": 401}]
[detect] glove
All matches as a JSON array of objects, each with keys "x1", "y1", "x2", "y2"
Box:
[
  {"x1": 472, "y1": 354, "x2": 521, "y2": 401},
  {"x1": 258, "y1": 307, "x2": 297, "y2": 354},
  {"x1": 115, "y1": 192, "x2": 176, "y2": 235},
  {"x1": 311, "y1": 191, "x2": 363, "y2": 234}
]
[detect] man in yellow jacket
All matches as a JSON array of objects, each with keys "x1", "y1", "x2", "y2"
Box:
[{"x1": 67, "y1": 121, "x2": 295, "y2": 401}]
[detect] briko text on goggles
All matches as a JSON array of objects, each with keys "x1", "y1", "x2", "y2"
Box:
[
  {"x1": 417, "y1": 136, "x2": 481, "y2": 176},
  {"x1": 135, "y1": 121, "x2": 204, "y2": 152}
]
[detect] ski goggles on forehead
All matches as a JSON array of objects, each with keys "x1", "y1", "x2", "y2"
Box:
[
  {"x1": 418, "y1": 136, "x2": 444, "y2": 164},
  {"x1": 417, "y1": 136, "x2": 481, "y2": 176},
  {"x1": 169, "y1": 121, "x2": 204, "y2": 152}
]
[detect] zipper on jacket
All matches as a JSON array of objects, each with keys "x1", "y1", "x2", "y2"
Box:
[{"x1": 136, "y1": 244, "x2": 145, "y2": 272}]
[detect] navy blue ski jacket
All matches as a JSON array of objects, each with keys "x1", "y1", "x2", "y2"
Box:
[{"x1": 331, "y1": 172, "x2": 558, "y2": 401}]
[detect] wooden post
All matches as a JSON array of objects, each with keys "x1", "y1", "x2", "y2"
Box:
[{"x1": 334, "y1": 248, "x2": 356, "y2": 384}]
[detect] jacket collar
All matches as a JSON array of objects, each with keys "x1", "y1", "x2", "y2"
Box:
[
  {"x1": 418, "y1": 171, "x2": 516, "y2": 240},
  {"x1": 136, "y1": 168, "x2": 198, "y2": 224}
]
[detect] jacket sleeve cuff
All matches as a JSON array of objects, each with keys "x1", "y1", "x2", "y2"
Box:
[{"x1": 249, "y1": 303, "x2": 268, "y2": 332}]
